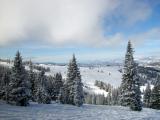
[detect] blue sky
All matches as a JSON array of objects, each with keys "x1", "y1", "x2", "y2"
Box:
[{"x1": 0, "y1": 0, "x2": 160, "y2": 63}]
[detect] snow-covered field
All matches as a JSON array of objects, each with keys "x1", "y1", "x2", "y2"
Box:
[
  {"x1": 43, "y1": 64, "x2": 122, "y2": 87},
  {"x1": 0, "y1": 101, "x2": 159, "y2": 120},
  {"x1": 43, "y1": 64, "x2": 122, "y2": 96}
]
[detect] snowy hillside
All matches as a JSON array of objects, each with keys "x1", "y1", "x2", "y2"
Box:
[
  {"x1": 0, "y1": 61, "x2": 122, "y2": 96},
  {"x1": 39, "y1": 64, "x2": 122, "y2": 96},
  {"x1": 0, "y1": 61, "x2": 157, "y2": 97},
  {"x1": 41, "y1": 64, "x2": 122, "y2": 87},
  {"x1": 0, "y1": 101, "x2": 159, "y2": 120}
]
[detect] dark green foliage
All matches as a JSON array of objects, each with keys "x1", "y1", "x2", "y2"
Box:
[
  {"x1": 0, "y1": 71, "x2": 10, "y2": 101},
  {"x1": 53, "y1": 73, "x2": 63, "y2": 100},
  {"x1": 28, "y1": 60, "x2": 36, "y2": 101},
  {"x1": 143, "y1": 83, "x2": 151, "y2": 108},
  {"x1": 35, "y1": 70, "x2": 51, "y2": 104},
  {"x1": 62, "y1": 54, "x2": 84, "y2": 106},
  {"x1": 150, "y1": 75, "x2": 160, "y2": 110},
  {"x1": 66, "y1": 54, "x2": 81, "y2": 104},
  {"x1": 8, "y1": 51, "x2": 30, "y2": 106},
  {"x1": 74, "y1": 76, "x2": 84, "y2": 107},
  {"x1": 95, "y1": 80, "x2": 112, "y2": 92},
  {"x1": 120, "y1": 41, "x2": 142, "y2": 111}
]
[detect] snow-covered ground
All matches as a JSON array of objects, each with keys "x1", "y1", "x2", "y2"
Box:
[
  {"x1": 43, "y1": 64, "x2": 122, "y2": 96},
  {"x1": 43, "y1": 64, "x2": 122, "y2": 88},
  {"x1": 0, "y1": 101, "x2": 159, "y2": 120}
]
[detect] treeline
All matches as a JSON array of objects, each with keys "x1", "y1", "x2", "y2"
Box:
[
  {"x1": 94, "y1": 80, "x2": 113, "y2": 92},
  {"x1": 0, "y1": 58, "x2": 50, "y2": 72},
  {"x1": 0, "y1": 52, "x2": 84, "y2": 107},
  {"x1": 0, "y1": 58, "x2": 12, "y2": 63},
  {"x1": 84, "y1": 87, "x2": 120, "y2": 105},
  {"x1": 32, "y1": 64, "x2": 50, "y2": 72},
  {"x1": 138, "y1": 66, "x2": 160, "y2": 85}
]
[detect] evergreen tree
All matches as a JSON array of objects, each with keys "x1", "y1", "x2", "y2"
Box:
[
  {"x1": 143, "y1": 82, "x2": 151, "y2": 108},
  {"x1": 36, "y1": 84, "x2": 51, "y2": 104},
  {"x1": 111, "y1": 88, "x2": 120, "y2": 105},
  {"x1": 46, "y1": 75, "x2": 55, "y2": 100},
  {"x1": 0, "y1": 72, "x2": 10, "y2": 101},
  {"x1": 92, "y1": 94, "x2": 96, "y2": 104},
  {"x1": 130, "y1": 64, "x2": 142, "y2": 111},
  {"x1": 66, "y1": 54, "x2": 82, "y2": 105},
  {"x1": 3, "y1": 72, "x2": 10, "y2": 103},
  {"x1": 58, "y1": 81, "x2": 69, "y2": 104},
  {"x1": 107, "y1": 88, "x2": 112, "y2": 105},
  {"x1": 28, "y1": 60, "x2": 35, "y2": 101},
  {"x1": 120, "y1": 41, "x2": 142, "y2": 111},
  {"x1": 150, "y1": 75, "x2": 160, "y2": 110},
  {"x1": 35, "y1": 70, "x2": 51, "y2": 104},
  {"x1": 8, "y1": 51, "x2": 30, "y2": 106},
  {"x1": 74, "y1": 76, "x2": 84, "y2": 106},
  {"x1": 53, "y1": 73, "x2": 63, "y2": 100}
]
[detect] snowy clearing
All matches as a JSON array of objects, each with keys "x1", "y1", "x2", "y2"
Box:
[
  {"x1": 0, "y1": 101, "x2": 160, "y2": 120},
  {"x1": 43, "y1": 64, "x2": 122, "y2": 87}
]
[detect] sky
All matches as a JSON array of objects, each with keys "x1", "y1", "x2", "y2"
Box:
[{"x1": 0, "y1": 0, "x2": 160, "y2": 63}]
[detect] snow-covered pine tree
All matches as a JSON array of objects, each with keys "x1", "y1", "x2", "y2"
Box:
[
  {"x1": 53, "y1": 73, "x2": 63, "y2": 100},
  {"x1": 58, "y1": 79, "x2": 71, "y2": 104},
  {"x1": 150, "y1": 75, "x2": 160, "y2": 110},
  {"x1": 3, "y1": 72, "x2": 10, "y2": 103},
  {"x1": 143, "y1": 82, "x2": 151, "y2": 108},
  {"x1": 73, "y1": 76, "x2": 84, "y2": 107},
  {"x1": 120, "y1": 41, "x2": 142, "y2": 111},
  {"x1": 111, "y1": 88, "x2": 120, "y2": 105},
  {"x1": 0, "y1": 72, "x2": 10, "y2": 101},
  {"x1": 130, "y1": 63, "x2": 142, "y2": 111},
  {"x1": 8, "y1": 51, "x2": 30, "y2": 106},
  {"x1": 66, "y1": 54, "x2": 82, "y2": 105},
  {"x1": 36, "y1": 70, "x2": 51, "y2": 104},
  {"x1": 28, "y1": 60, "x2": 35, "y2": 101},
  {"x1": 58, "y1": 87, "x2": 63, "y2": 103},
  {"x1": 46, "y1": 75, "x2": 55, "y2": 100},
  {"x1": 107, "y1": 88, "x2": 112, "y2": 105},
  {"x1": 92, "y1": 94, "x2": 96, "y2": 104}
]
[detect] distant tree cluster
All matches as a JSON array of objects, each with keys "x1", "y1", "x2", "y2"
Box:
[
  {"x1": 94, "y1": 80, "x2": 112, "y2": 92},
  {"x1": 0, "y1": 59, "x2": 12, "y2": 64},
  {"x1": 138, "y1": 66, "x2": 160, "y2": 85},
  {"x1": 32, "y1": 65, "x2": 50, "y2": 72},
  {"x1": 84, "y1": 86, "x2": 120, "y2": 105},
  {"x1": 0, "y1": 65, "x2": 11, "y2": 100},
  {"x1": 143, "y1": 76, "x2": 160, "y2": 110}
]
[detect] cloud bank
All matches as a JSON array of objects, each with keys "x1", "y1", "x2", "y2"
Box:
[{"x1": 0, "y1": 0, "x2": 156, "y2": 47}]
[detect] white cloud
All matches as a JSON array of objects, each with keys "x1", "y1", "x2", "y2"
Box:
[
  {"x1": 130, "y1": 28, "x2": 160, "y2": 46},
  {"x1": 0, "y1": 0, "x2": 154, "y2": 47}
]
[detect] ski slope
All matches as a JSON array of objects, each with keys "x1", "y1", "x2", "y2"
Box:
[
  {"x1": 0, "y1": 101, "x2": 159, "y2": 120},
  {"x1": 42, "y1": 64, "x2": 122, "y2": 87},
  {"x1": 43, "y1": 64, "x2": 122, "y2": 96}
]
